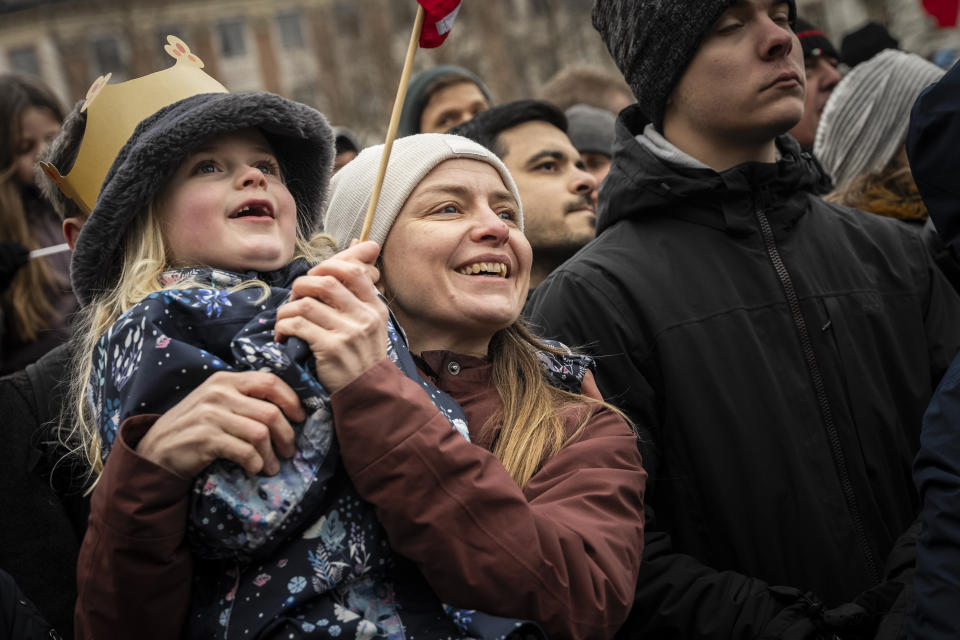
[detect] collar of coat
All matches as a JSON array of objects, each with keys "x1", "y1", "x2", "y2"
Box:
[
  {"x1": 597, "y1": 104, "x2": 834, "y2": 237},
  {"x1": 158, "y1": 258, "x2": 312, "y2": 291}
]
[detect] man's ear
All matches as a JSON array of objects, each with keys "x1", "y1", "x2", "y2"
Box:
[{"x1": 63, "y1": 216, "x2": 85, "y2": 250}]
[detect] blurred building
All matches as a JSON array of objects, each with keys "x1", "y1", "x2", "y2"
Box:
[
  {"x1": 798, "y1": 0, "x2": 960, "y2": 60},
  {"x1": 0, "y1": 0, "x2": 621, "y2": 141}
]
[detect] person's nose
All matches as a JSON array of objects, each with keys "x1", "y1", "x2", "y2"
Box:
[
  {"x1": 570, "y1": 164, "x2": 598, "y2": 201},
  {"x1": 819, "y1": 59, "x2": 842, "y2": 91},
  {"x1": 760, "y1": 15, "x2": 795, "y2": 60},
  {"x1": 237, "y1": 164, "x2": 268, "y2": 189},
  {"x1": 472, "y1": 206, "x2": 510, "y2": 244},
  {"x1": 449, "y1": 112, "x2": 473, "y2": 130},
  {"x1": 31, "y1": 142, "x2": 47, "y2": 164}
]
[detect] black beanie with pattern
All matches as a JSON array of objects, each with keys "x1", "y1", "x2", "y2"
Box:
[{"x1": 592, "y1": 0, "x2": 797, "y2": 129}]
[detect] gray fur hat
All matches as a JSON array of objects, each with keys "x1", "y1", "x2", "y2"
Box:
[
  {"x1": 592, "y1": 0, "x2": 797, "y2": 129},
  {"x1": 45, "y1": 91, "x2": 334, "y2": 305},
  {"x1": 38, "y1": 99, "x2": 88, "y2": 222},
  {"x1": 324, "y1": 133, "x2": 522, "y2": 250}
]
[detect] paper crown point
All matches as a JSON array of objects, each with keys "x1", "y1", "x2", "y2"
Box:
[
  {"x1": 48, "y1": 35, "x2": 228, "y2": 214},
  {"x1": 163, "y1": 36, "x2": 204, "y2": 68}
]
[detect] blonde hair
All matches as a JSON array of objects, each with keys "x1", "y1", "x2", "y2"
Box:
[
  {"x1": 479, "y1": 322, "x2": 628, "y2": 489},
  {"x1": 67, "y1": 202, "x2": 334, "y2": 482}
]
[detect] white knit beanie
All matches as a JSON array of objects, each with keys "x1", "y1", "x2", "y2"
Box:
[
  {"x1": 814, "y1": 49, "x2": 944, "y2": 190},
  {"x1": 324, "y1": 133, "x2": 523, "y2": 250}
]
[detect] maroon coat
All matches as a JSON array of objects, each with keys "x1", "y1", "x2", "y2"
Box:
[{"x1": 76, "y1": 352, "x2": 646, "y2": 639}]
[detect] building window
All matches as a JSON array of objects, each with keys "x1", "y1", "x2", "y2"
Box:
[
  {"x1": 277, "y1": 11, "x2": 305, "y2": 50},
  {"x1": 333, "y1": 2, "x2": 360, "y2": 38},
  {"x1": 8, "y1": 45, "x2": 40, "y2": 77},
  {"x1": 218, "y1": 18, "x2": 247, "y2": 58},
  {"x1": 91, "y1": 36, "x2": 128, "y2": 80}
]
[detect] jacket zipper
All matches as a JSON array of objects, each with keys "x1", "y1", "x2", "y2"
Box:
[{"x1": 754, "y1": 207, "x2": 881, "y2": 584}]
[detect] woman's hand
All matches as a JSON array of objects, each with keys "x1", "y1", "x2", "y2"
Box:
[
  {"x1": 135, "y1": 371, "x2": 304, "y2": 478},
  {"x1": 275, "y1": 240, "x2": 389, "y2": 393}
]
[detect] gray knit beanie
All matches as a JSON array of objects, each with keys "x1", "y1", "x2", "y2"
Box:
[
  {"x1": 814, "y1": 49, "x2": 944, "y2": 190},
  {"x1": 54, "y1": 92, "x2": 334, "y2": 305},
  {"x1": 565, "y1": 104, "x2": 616, "y2": 157},
  {"x1": 324, "y1": 133, "x2": 522, "y2": 250},
  {"x1": 592, "y1": 0, "x2": 797, "y2": 129}
]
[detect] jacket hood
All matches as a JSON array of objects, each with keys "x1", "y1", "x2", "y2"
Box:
[{"x1": 596, "y1": 104, "x2": 833, "y2": 236}]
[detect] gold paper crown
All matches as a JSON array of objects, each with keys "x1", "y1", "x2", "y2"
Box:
[{"x1": 40, "y1": 36, "x2": 228, "y2": 214}]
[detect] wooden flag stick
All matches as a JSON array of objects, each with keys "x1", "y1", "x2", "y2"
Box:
[{"x1": 359, "y1": 5, "x2": 426, "y2": 242}]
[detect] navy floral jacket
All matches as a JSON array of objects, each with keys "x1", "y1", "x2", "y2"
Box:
[{"x1": 89, "y1": 261, "x2": 589, "y2": 639}]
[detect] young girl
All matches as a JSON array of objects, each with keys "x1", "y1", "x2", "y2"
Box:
[
  {"x1": 0, "y1": 73, "x2": 76, "y2": 375},
  {"x1": 49, "y1": 45, "x2": 567, "y2": 639}
]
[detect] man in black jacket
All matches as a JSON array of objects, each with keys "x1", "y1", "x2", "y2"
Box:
[{"x1": 526, "y1": 0, "x2": 960, "y2": 637}]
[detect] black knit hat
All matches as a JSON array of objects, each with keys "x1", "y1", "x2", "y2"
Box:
[
  {"x1": 397, "y1": 65, "x2": 492, "y2": 136},
  {"x1": 64, "y1": 92, "x2": 334, "y2": 305},
  {"x1": 592, "y1": 0, "x2": 797, "y2": 129},
  {"x1": 840, "y1": 22, "x2": 899, "y2": 68},
  {"x1": 795, "y1": 18, "x2": 839, "y2": 61}
]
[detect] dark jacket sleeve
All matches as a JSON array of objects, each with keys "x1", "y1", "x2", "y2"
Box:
[
  {"x1": 912, "y1": 354, "x2": 960, "y2": 640},
  {"x1": 75, "y1": 416, "x2": 193, "y2": 640},
  {"x1": 329, "y1": 359, "x2": 646, "y2": 640},
  {"x1": 916, "y1": 231, "x2": 960, "y2": 388},
  {"x1": 527, "y1": 270, "x2": 823, "y2": 639}
]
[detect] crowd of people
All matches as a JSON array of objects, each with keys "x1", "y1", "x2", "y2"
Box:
[{"x1": 4, "y1": 0, "x2": 960, "y2": 638}]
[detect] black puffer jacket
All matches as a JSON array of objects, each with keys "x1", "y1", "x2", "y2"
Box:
[
  {"x1": 526, "y1": 105, "x2": 960, "y2": 638},
  {"x1": 0, "y1": 343, "x2": 88, "y2": 639}
]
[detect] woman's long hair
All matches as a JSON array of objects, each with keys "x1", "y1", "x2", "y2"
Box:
[
  {"x1": 0, "y1": 73, "x2": 67, "y2": 342},
  {"x1": 484, "y1": 321, "x2": 629, "y2": 488},
  {"x1": 68, "y1": 202, "x2": 335, "y2": 481}
]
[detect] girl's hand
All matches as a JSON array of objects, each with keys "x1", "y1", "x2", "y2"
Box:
[
  {"x1": 136, "y1": 371, "x2": 304, "y2": 478},
  {"x1": 275, "y1": 240, "x2": 388, "y2": 393}
]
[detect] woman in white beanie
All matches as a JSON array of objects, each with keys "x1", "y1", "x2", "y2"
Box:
[
  {"x1": 301, "y1": 133, "x2": 646, "y2": 640},
  {"x1": 815, "y1": 49, "x2": 944, "y2": 223}
]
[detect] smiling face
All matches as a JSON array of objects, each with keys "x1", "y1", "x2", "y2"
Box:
[
  {"x1": 156, "y1": 128, "x2": 298, "y2": 273},
  {"x1": 379, "y1": 158, "x2": 532, "y2": 356},
  {"x1": 498, "y1": 120, "x2": 597, "y2": 256},
  {"x1": 664, "y1": 0, "x2": 805, "y2": 152},
  {"x1": 420, "y1": 81, "x2": 490, "y2": 133},
  {"x1": 14, "y1": 106, "x2": 61, "y2": 187}
]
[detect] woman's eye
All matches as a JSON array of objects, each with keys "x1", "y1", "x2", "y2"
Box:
[
  {"x1": 440, "y1": 204, "x2": 459, "y2": 214},
  {"x1": 498, "y1": 210, "x2": 516, "y2": 221},
  {"x1": 255, "y1": 159, "x2": 281, "y2": 175},
  {"x1": 193, "y1": 160, "x2": 217, "y2": 175}
]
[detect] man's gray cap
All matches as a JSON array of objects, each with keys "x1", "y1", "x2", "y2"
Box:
[
  {"x1": 592, "y1": 0, "x2": 797, "y2": 129},
  {"x1": 565, "y1": 104, "x2": 616, "y2": 157}
]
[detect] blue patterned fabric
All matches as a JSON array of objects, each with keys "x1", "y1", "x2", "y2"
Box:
[{"x1": 89, "y1": 262, "x2": 584, "y2": 638}]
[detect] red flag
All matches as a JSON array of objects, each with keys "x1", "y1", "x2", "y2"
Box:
[
  {"x1": 417, "y1": 0, "x2": 462, "y2": 48},
  {"x1": 923, "y1": 0, "x2": 959, "y2": 27}
]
